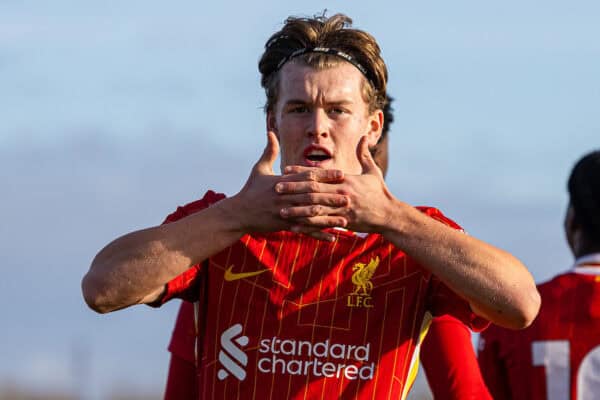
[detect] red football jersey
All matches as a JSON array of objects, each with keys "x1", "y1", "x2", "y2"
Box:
[
  {"x1": 421, "y1": 315, "x2": 492, "y2": 400},
  {"x1": 478, "y1": 254, "x2": 600, "y2": 400},
  {"x1": 166, "y1": 305, "x2": 491, "y2": 400},
  {"x1": 160, "y1": 191, "x2": 487, "y2": 400}
]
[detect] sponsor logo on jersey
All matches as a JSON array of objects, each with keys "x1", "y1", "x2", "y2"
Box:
[
  {"x1": 347, "y1": 256, "x2": 380, "y2": 308},
  {"x1": 217, "y1": 323, "x2": 249, "y2": 381},
  {"x1": 223, "y1": 265, "x2": 269, "y2": 281},
  {"x1": 257, "y1": 336, "x2": 375, "y2": 380},
  {"x1": 217, "y1": 324, "x2": 374, "y2": 381}
]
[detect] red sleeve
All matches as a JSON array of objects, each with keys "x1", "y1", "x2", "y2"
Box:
[
  {"x1": 151, "y1": 190, "x2": 226, "y2": 306},
  {"x1": 168, "y1": 301, "x2": 196, "y2": 362},
  {"x1": 416, "y1": 206, "x2": 463, "y2": 231},
  {"x1": 159, "y1": 265, "x2": 205, "y2": 304},
  {"x1": 161, "y1": 190, "x2": 226, "y2": 224},
  {"x1": 477, "y1": 325, "x2": 512, "y2": 399},
  {"x1": 429, "y1": 279, "x2": 489, "y2": 332},
  {"x1": 421, "y1": 315, "x2": 492, "y2": 400},
  {"x1": 164, "y1": 301, "x2": 198, "y2": 400},
  {"x1": 164, "y1": 353, "x2": 197, "y2": 400}
]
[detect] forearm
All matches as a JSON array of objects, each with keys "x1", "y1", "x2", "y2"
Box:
[
  {"x1": 82, "y1": 197, "x2": 243, "y2": 313},
  {"x1": 382, "y1": 200, "x2": 540, "y2": 329}
]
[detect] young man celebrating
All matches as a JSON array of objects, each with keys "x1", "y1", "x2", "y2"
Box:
[
  {"x1": 478, "y1": 150, "x2": 600, "y2": 399},
  {"x1": 162, "y1": 95, "x2": 398, "y2": 400},
  {"x1": 82, "y1": 14, "x2": 539, "y2": 399},
  {"x1": 162, "y1": 98, "x2": 493, "y2": 400}
]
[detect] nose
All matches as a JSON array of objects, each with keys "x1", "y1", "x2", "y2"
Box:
[{"x1": 306, "y1": 108, "x2": 329, "y2": 140}]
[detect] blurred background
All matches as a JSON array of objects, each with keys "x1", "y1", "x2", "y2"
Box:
[{"x1": 1, "y1": 1, "x2": 598, "y2": 399}]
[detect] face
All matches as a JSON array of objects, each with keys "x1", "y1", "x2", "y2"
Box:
[{"x1": 267, "y1": 62, "x2": 382, "y2": 174}]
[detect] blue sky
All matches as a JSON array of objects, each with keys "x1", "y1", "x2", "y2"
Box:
[{"x1": 1, "y1": 1, "x2": 599, "y2": 398}]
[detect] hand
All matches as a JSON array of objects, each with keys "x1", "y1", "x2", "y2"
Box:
[
  {"x1": 276, "y1": 165, "x2": 349, "y2": 241},
  {"x1": 277, "y1": 136, "x2": 396, "y2": 234},
  {"x1": 229, "y1": 131, "x2": 287, "y2": 233},
  {"x1": 230, "y1": 132, "x2": 351, "y2": 239}
]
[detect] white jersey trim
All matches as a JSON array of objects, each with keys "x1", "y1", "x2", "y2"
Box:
[{"x1": 572, "y1": 253, "x2": 600, "y2": 275}]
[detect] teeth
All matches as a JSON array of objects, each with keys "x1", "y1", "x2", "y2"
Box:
[{"x1": 309, "y1": 150, "x2": 328, "y2": 156}]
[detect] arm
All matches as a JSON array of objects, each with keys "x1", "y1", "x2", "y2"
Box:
[
  {"x1": 82, "y1": 196, "x2": 244, "y2": 313},
  {"x1": 278, "y1": 137, "x2": 540, "y2": 329},
  {"x1": 82, "y1": 132, "x2": 348, "y2": 313},
  {"x1": 381, "y1": 200, "x2": 539, "y2": 329},
  {"x1": 421, "y1": 315, "x2": 492, "y2": 400}
]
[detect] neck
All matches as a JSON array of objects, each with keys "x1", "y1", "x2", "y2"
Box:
[{"x1": 574, "y1": 242, "x2": 600, "y2": 258}]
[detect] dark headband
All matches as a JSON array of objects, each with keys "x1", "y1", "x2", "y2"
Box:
[{"x1": 275, "y1": 47, "x2": 375, "y2": 88}]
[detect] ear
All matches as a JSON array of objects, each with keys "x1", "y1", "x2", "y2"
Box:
[
  {"x1": 366, "y1": 109, "x2": 383, "y2": 148},
  {"x1": 266, "y1": 111, "x2": 279, "y2": 137},
  {"x1": 564, "y1": 204, "x2": 581, "y2": 256},
  {"x1": 372, "y1": 133, "x2": 389, "y2": 178}
]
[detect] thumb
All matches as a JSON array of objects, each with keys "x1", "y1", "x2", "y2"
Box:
[
  {"x1": 253, "y1": 131, "x2": 280, "y2": 175},
  {"x1": 357, "y1": 136, "x2": 382, "y2": 176}
]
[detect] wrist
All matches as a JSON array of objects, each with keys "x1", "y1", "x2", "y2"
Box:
[
  {"x1": 379, "y1": 197, "x2": 412, "y2": 239},
  {"x1": 213, "y1": 196, "x2": 247, "y2": 235}
]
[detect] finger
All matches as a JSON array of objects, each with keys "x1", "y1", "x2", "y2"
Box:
[
  {"x1": 357, "y1": 136, "x2": 382, "y2": 177},
  {"x1": 287, "y1": 215, "x2": 348, "y2": 228},
  {"x1": 290, "y1": 226, "x2": 337, "y2": 242},
  {"x1": 276, "y1": 180, "x2": 350, "y2": 195},
  {"x1": 278, "y1": 192, "x2": 349, "y2": 207},
  {"x1": 280, "y1": 204, "x2": 347, "y2": 219},
  {"x1": 284, "y1": 165, "x2": 311, "y2": 175},
  {"x1": 253, "y1": 131, "x2": 280, "y2": 175},
  {"x1": 281, "y1": 206, "x2": 348, "y2": 225},
  {"x1": 275, "y1": 180, "x2": 328, "y2": 195},
  {"x1": 308, "y1": 231, "x2": 337, "y2": 242},
  {"x1": 281, "y1": 167, "x2": 344, "y2": 183}
]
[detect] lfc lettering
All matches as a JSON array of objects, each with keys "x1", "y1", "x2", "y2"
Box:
[
  {"x1": 347, "y1": 294, "x2": 373, "y2": 307},
  {"x1": 347, "y1": 257, "x2": 379, "y2": 308}
]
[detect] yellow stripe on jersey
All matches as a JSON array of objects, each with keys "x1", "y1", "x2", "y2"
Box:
[{"x1": 400, "y1": 311, "x2": 434, "y2": 400}]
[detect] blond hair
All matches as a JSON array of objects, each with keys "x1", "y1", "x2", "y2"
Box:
[{"x1": 258, "y1": 13, "x2": 388, "y2": 114}]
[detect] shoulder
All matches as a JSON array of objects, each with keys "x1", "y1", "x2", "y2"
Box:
[
  {"x1": 537, "y1": 271, "x2": 585, "y2": 301},
  {"x1": 416, "y1": 206, "x2": 463, "y2": 231},
  {"x1": 162, "y1": 190, "x2": 227, "y2": 224},
  {"x1": 538, "y1": 270, "x2": 600, "y2": 319}
]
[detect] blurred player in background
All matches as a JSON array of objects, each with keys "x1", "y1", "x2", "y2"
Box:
[
  {"x1": 83, "y1": 13, "x2": 540, "y2": 399},
  {"x1": 478, "y1": 150, "x2": 600, "y2": 399}
]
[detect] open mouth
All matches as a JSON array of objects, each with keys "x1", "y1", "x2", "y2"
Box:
[
  {"x1": 307, "y1": 153, "x2": 331, "y2": 162},
  {"x1": 304, "y1": 147, "x2": 332, "y2": 163}
]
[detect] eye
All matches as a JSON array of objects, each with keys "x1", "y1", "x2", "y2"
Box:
[
  {"x1": 288, "y1": 105, "x2": 309, "y2": 114},
  {"x1": 328, "y1": 107, "x2": 347, "y2": 115}
]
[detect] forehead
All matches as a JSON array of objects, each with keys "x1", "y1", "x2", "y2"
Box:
[{"x1": 277, "y1": 61, "x2": 366, "y2": 104}]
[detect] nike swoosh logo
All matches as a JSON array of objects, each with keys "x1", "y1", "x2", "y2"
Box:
[{"x1": 223, "y1": 265, "x2": 269, "y2": 281}]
